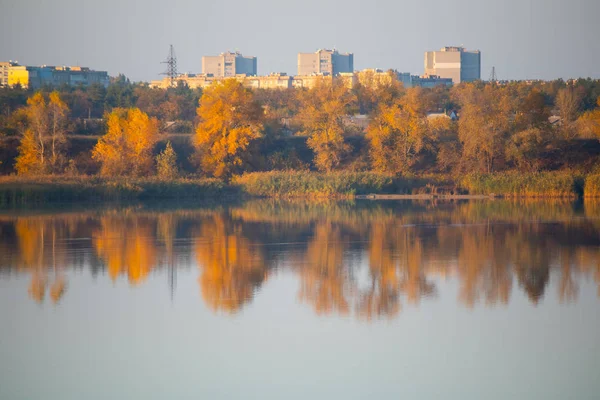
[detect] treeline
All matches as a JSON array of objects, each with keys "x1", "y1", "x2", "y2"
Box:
[{"x1": 1, "y1": 73, "x2": 600, "y2": 190}]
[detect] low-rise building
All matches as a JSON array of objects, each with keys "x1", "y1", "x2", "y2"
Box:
[
  {"x1": 410, "y1": 75, "x2": 453, "y2": 88},
  {"x1": 6, "y1": 64, "x2": 109, "y2": 89},
  {"x1": 0, "y1": 61, "x2": 18, "y2": 86}
]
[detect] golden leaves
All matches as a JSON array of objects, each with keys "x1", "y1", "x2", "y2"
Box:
[
  {"x1": 92, "y1": 108, "x2": 159, "y2": 177},
  {"x1": 15, "y1": 91, "x2": 69, "y2": 175},
  {"x1": 194, "y1": 79, "x2": 264, "y2": 178}
]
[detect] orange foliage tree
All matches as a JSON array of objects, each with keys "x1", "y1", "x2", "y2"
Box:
[
  {"x1": 300, "y1": 79, "x2": 354, "y2": 172},
  {"x1": 194, "y1": 79, "x2": 264, "y2": 178},
  {"x1": 92, "y1": 108, "x2": 159, "y2": 176}
]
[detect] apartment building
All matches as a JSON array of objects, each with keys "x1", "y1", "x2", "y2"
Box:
[
  {"x1": 202, "y1": 51, "x2": 257, "y2": 77},
  {"x1": 297, "y1": 49, "x2": 353, "y2": 76},
  {"x1": 424, "y1": 46, "x2": 481, "y2": 83}
]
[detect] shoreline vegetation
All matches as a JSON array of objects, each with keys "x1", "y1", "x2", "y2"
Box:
[
  {"x1": 2, "y1": 76, "x2": 600, "y2": 204},
  {"x1": 2, "y1": 170, "x2": 600, "y2": 205}
]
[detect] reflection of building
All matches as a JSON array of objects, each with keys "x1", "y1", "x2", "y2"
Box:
[
  {"x1": 297, "y1": 49, "x2": 353, "y2": 76},
  {"x1": 6, "y1": 65, "x2": 109, "y2": 89},
  {"x1": 424, "y1": 46, "x2": 481, "y2": 83},
  {"x1": 202, "y1": 51, "x2": 257, "y2": 77}
]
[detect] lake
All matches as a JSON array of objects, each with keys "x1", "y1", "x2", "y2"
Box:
[{"x1": 0, "y1": 199, "x2": 599, "y2": 399}]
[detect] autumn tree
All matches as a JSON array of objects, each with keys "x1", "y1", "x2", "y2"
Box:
[
  {"x1": 47, "y1": 92, "x2": 69, "y2": 170},
  {"x1": 454, "y1": 83, "x2": 513, "y2": 173},
  {"x1": 92, "y1": 108, "x2": 159, "y2": 176},
  {"x1": 353, "y1": 69, "x2": 404, "y2": 114},
  {"x1": 15, "y1": 91, "x2": 69, "y2": 175},
  {"x1": 300, "y1": 79, "x2": 354, "y2": 172},
  {"x1": 578, "y1": 97, "x2": 600, "y2": 139},
  {"x1": 507, "y1": 89, "x2": 552, "y2": 171},
  {"x1": 156, "y1": 141, "x2": 178, "y2": 179},
  {"x1": 555, "y1": 86, "x2": 583, "y2": 139},
  {"x1": 367, "y1": 87, "x2": 442, "y2": 174},
  {"x1": 194, "y1": 79, "x2": 264, "y2": 178}
]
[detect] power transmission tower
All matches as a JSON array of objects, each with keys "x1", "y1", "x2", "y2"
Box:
[
  {"x1": 161, "y1": 44, "x2": 178, "y2": 88},
  {"x1": 489, "y1": 66, "x2": 497, "y2": 83}
]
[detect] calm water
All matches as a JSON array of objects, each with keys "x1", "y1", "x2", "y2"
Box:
[{"x1": 0, "y1": 199, "x2": 599, "y2": 399}]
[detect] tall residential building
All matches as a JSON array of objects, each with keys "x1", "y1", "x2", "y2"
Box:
[
  {"x1": 201, "y1": 51, "x2": 257, "y2": 77},
  {"x1": 424, "y1": 46, "x2": 481, "y2": 84},
  {"x1": 297, "y1": 49, "x2": 353, "y2": 76},
  {"x1": 6, "y1": 65, "x2": 109, "y2": 89}
]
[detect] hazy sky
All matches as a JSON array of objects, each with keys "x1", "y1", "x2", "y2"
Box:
[{"x1": 1, "y1": 0, "x2": 599, "y2": 82}]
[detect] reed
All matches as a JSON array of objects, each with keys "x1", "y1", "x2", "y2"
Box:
[
  {"x1": 233, "y1": 171, "x2": 400, "y2": 198},
  {"x1": 460, "y1": 171, "x2": 582, "y2": 198},
  {"x1": 0, "y1": 175, "x2": 235, "y2": 206}
]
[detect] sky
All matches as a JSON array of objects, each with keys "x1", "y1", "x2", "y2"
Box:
[{"x1": 0, "y1": 0, "x2": 599, "y2": 82}]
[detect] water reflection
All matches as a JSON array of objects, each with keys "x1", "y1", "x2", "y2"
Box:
[{"x1": 1, "y1": 199, "x2": 599, "y2": 318}]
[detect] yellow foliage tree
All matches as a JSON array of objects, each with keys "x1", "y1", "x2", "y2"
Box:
[
  {"x1": 579, "y1": 97, "x2": 600, "y2": 139},
  {"x1": 301, "y1": 79, "x2": 354, "y2": 172},
  {"x1": 48, "y1": 91, "x2": 69, "y2": 170},
  {"x1": 15, "y1": 91, "x2": 69, "y2": 175},
  {"x1": 194, "y1": 79, "x2": 264, "y2": 178},
  {"x1": 92, "y1": 108, "x2": 159, "y2": 176},
  {"x1": 15, "y1": 129, "x2": 43, "y2": 175},
  {"x1": 367, "y1": 87, "x2": 440, "y2": 174}
]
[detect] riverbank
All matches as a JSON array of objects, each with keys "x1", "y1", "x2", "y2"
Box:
[{"x1": 1, "y1": 170, "x2": 599, "y2": 205}]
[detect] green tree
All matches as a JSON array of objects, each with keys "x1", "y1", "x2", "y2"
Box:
[{"x1": 156, "y1": 141, "x2": 179, "y2": 179}]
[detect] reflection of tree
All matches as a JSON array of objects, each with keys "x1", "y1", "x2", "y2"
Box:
[
  {"x1": 1, "y1": 199, "x2": 600, "y2": 313},
  {"x1": 195, "y1": 213, "x2": 267, "y2": 313},
  {"x1": 299, "y1": 222, "x2": 352, "y2": 316},
  {"x1": 507, "y1": 227, "x2": 551, "y2": 305},
  {"x1": 358, "y1": 223, "x2": 401, "y2": 319},
  {"x1": 93, "y1": 214, "x2": 157, "y2": 285},
  {"x1": 557, "y1": 249, "x2": 579, "y2": 303},
  {"x1": 15, "y1": 218, "x2": 68, "y2": 304},
  {"x1": 457, "y1": 225, "x2": 512, "y2": 307},
  {"x1": 397, "y1": 229, "x2": 436, "y2": 304}
]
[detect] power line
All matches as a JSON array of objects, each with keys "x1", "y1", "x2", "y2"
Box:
[
  {"x1": 161, "y1": 44, "x2": 178, "y2": 87},
  {"x1": 489, "y1": 66, "x2": 497, "y2": 83}
]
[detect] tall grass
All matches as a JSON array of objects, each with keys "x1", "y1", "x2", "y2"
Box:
[
  {"x1": 461, "y1": 171, "x2": 582, "y2": 198},
  {"x1": 583, "y1": 174, "x2": 600, "y2": 197},
  {"x1": 0, "y1": 175, "x2": 235, "y2": 206},
  {"x1": 233, "y1": 171, "x2": 402, "y2": 198}
]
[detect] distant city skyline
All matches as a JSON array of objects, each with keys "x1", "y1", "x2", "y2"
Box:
[{"x1": 1, "y1": 0, "x2": 599, "y2": 82}]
